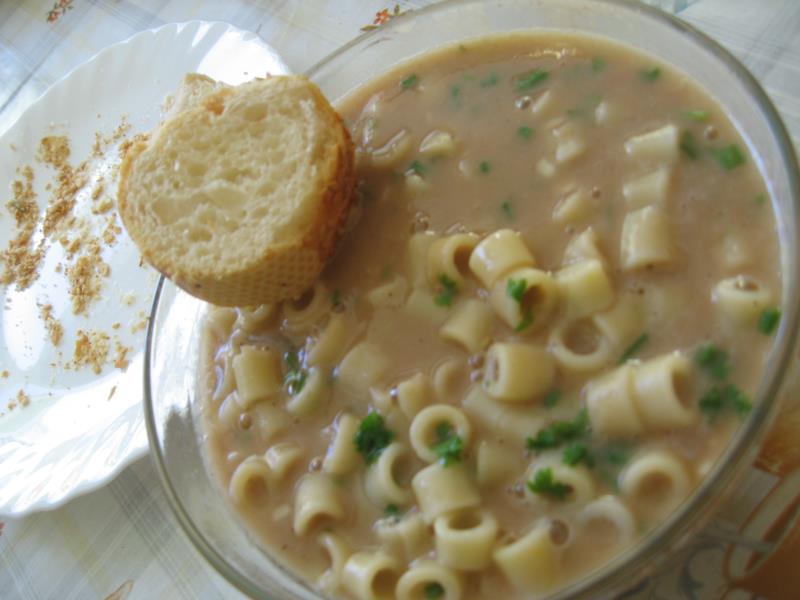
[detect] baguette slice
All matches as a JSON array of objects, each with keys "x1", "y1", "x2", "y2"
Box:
[
  {"x1": 118, "y1": 75, "x2": 355, "y2": 307},
  {"x1": 162, "y1": 72, "x2": 228, "y2": 119}
]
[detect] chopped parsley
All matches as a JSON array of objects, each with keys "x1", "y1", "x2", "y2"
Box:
[
  {"x1": 517, "y1": 125, "x2": 534, "y2": 140},
  {"x1": 619, "y1": 333, "x2": 649, "y2": 364},
  {"x1": 501, "y1": 200, "x2": 514, "y2": 219},
  {"x1": 424, "y1": 583, "x2": 445, "y2": 600},
  {"x1": 562, "y1": 441, "x2": 594, "y2": 467},
  {"x1": 527, "y1": 467, "x2": 572, "y2": 501},
  {"x1": 506, "y1": 277, "x2": 528, "y2": 303},
  {"x1": 449, "y1": 84, "x2": 462, "y2": 107},
  {"x1": 380, "y1": 265, "x2": 393, "y2": 280},
  {"x1": 284, "y1": 349, "x2": 308, "y2": 395},
  {"x1": 526, "y1": 409, "x2": 589, "y2": 451},
  {"x1": 515, "y1": 309, "x2": 534, "y2": 332},
  {"x1": 603, "y1": 443, "x2": 632, "y2": 466},
  {"x1": 713, "y1": 144, "x2": 746, "y2": 170},
  {"x1": 684, "y1": 109, "x2": 710, "y2": 121},
  {"x1": 408, "y1": 159, "x2": 426, "y2": 176},
  {"x1": 543, "y1": 389, "x2": 561, "y2": 408},
  {"x1": 699, "y1": 384, "x2": 752, "y2": 419},
  {"x1": 758, "y1": 308, "x2": 781, "y2": 335},
  {"x1": 354, "y1": 413, "x2": 394, "y2": 465},
  {"x1": 755, "y1": 193, "x2": 768, "y2": 206},
  {"x1": 480, "y1": 72, "x2": 499, "y2": 87},
  {"x1": 479, "y1": 161, "x2": 491, "y2": 174},
  {"x1": 639, "y1": 66, "x2": 661, "y2": 82},
  {"x1": 694, "y1": 343, "x2": 731, "y2": 380},
  {"x1": 331, "y1": 289, "x2": 342, "y2": 308},
  {"x1": 401, "y1": 74, "x2": 419, "y2": 90},
  {"x1": 591, "y1": 57, "x2": 606, "y2": 73},
  {"x1": 679, "y1": 130, "x2": 699, "y2": 159},
  {"x1": 432, "y1": 422, "x2": 463, "y2": 466},
  {"x1": 384, "y1": 503, "x2": 401, "y2": 517},
  {"x1": 515, "y1": 68, "x2": 549, "y2": 91},
  {"x1": 434, "y1": 274, "x2": 458, "y2": 306}
]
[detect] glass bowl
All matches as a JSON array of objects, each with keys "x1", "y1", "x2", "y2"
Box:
[{"x1": 144, "y1": 0, "x2": 800, "y2": 598}]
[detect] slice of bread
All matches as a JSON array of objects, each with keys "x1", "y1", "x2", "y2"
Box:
[
  {"x1": 118, "y1": 75, "x2": 355, "y2": 307},
  {"x1": 162, "y1": 73, "x2": 228, "y2": 119}
]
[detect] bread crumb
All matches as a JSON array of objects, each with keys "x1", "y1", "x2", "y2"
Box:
[
  {"x1": 7, "y1": 389, "x2": 31, "y2": 412},
  {"x1": 70, "y1": 329, "x2": 110, "y2": 375},
  {"x1": 0, "y1": 166, "x2": 45, "y2": 289},
  {"x1": 113, "y1": 340, "x2": 131, "y2": 370},
  {"x1": 66, "y1": 239, "x2": 109, "y2": 315},
  {"x1": 1, "y1": 371, "x2": 9, "y2": 378},
  {"x1": 107, "y1": 385, "x2": 117, "y2": 400},
  {"x1": 39, "y1": 303, "x2": 63, "y2": 346}
]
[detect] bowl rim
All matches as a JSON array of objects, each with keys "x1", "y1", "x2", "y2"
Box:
[{"x1": 145, "y1": 1, "x2": 800, "y2": 598}]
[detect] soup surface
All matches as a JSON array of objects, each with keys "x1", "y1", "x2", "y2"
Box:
[{"x1": 200, "y1": 33, "x2": 780, "y2": 599}]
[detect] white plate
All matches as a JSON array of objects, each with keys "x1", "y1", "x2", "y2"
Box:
[{"x1": 0, "y1": 21, "x2": 289, "y2": 516}]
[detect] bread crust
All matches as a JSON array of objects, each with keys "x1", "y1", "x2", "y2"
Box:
[{"x1": 118, "y1": 75, "x2": 356, "y2": 307}]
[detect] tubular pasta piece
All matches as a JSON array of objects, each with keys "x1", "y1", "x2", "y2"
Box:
[
  {"x1": 337, "y1": 341, "x2": 389, "y2": 397},
  {"x1": 489, "y1": 267, "x2": 559, "y2": 333},
  {"x1": 396, "y1": 560, "x2": 462, "y2": 600},
  {"x1": 293, "y1": 473, "x2": 345, "y2": 536},
  {"x1": 476, "y1": 441, "x2": 519, "y2": 487},
  {"x1": 712, "y1": 275, "x2": 773, "y2": 327},
  {"x1": 577, "y1": 495, "x2": 637, "y2": 549},
  {"x1": 409, "y1": 404, "x2": 472, "y2": 463},
  {"x1": 317, "y1": 532, "x2": 352, "y2": 594},
  {"x1": 553, "y1": 187, "x2": 592, "y2": 225},
  {"x1": 264, "y1": 442, "x2": 304, "y2": 482},
  {"x1": 462, "y1": 386, "x2": 543, "y2": 446},
  {"x1": 282, "y1": 281, "x2": 330, "y2": 338},
  {"x1": 562, "y1": 227, "x2": 606, "y2": 266},
  {"x1": 440, "y1": 299, "x2": 493, "y2": 353},
  {"x1": 624, "y1": 123, "x2": 678, "y2": 164},
  {"x1": 554, "y1": 259, "x2": 615, "y2": 321},
  {"x1": 365, "y1": 442, "x2": 414, "y2": 507},
  {"x1": 622, "y1": 167, "x2": 671, "y2": 209},
  {"x1": 396, "y1": 372, "x2": 431, "y2": 420},
  {"x1": 483, "y1": 342, "x2": 555, "y2": 402},
  {"x1": 286, "y1": 366, "x2": 329, "y2": 417},
  {"x1": 468, "y1": 229, "x2": 536, "y2": 289},
  {"x1": 631, "y1": 352, "x2": 698, "y2": 430},
  {"x1": 592, "y1": 295, "x2": 646, "y2": 349},
  {"x1": 427, "y1": 233, "x2": 480, "y2": 288},
  {"x1": 308, "y1": 312, "x2": 351, "y2": 370},
  {"x1": 323, "y1": 413, "x2": 361, "y2": 476},
  {"x1": 620, "y1": 206, "x2": 675, "y2": 270},
  {"x1": 620, "y1": 449, "x2": 691, "y2": 522},
  {"x1": 369, "y1": 128, "x2": 413, "y2": 169},
  {"x1": 420, "y1": 129, "x2": 458, "y2": 158},
  {"x1": 367, "y1": 275, "x2": 409, "y2": 309},
  {"x1": 232, "y1": 345, "x2": 283, "y2": 408},
  {"x1": 408, "y1": 232, "x2": 439, "y2": 289},
  {"x1": 375, "y1": 512, "x2": 432, "y2": 561},
  {"x1": 585, "y1": 364, "x2": 645, "y2": 437},
  {"x1": 493, "y1": 520, "x2": 560, "y2": 592},
  {"x1": 411, "y1": 463, "x2": 480, "y2": 524},
  {"x1": 548, "y1": 318, "x2": 614, "y2": 374},
  {"x1": 342, "y1": 551, "x2": 402, "y2": 600},
  {"x1": 434, "y1": 508, "x2": 498, "y2": 570},
  {"x1": 228, "y1": 455, "x2": 272, "y2": 506},
  {"x1": 404, "y1": 288, "x2": 451, "y2": 326},
  {"x1": 525, "y1": 458, "x2": 596, "y2": 507}
]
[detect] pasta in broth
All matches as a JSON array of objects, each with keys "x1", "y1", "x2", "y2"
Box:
[{"x1": 200, "y1": 32, "x2": 781, "y2": 599}]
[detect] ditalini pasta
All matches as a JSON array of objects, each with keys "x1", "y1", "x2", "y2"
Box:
[{"x1": 199, "y1": 31, "x2": 779, "y2": 600}]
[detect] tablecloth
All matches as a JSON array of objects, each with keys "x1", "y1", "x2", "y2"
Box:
[{"x1": 1, "y1": 1, "x2": 799, "y2": 599}]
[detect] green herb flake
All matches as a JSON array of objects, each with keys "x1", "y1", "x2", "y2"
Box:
[
  {"x1": 684, "y1": 110, "x2": 710, "y2": 121},
  {"x1": 515, "y1": 308, "x2": 534, "y2": 332},
  {"x1": 591, "y1": 57, "x2": 606, "y2": 73},
  {"x1": 639, "y1": 66, "x2": 661, "y2": 82},
  {"x1": 501, "y1": 200, "x2": 514, "y2": 219},
  {"x1": 384, "y1": 503, "x2": 401, "y2": 517},
  {"x1": 434, "y1": 274, "x2": 458, "y2": 307},
  {"x1": 566, "y1": 108, "x2": 586, "y2": 118},
  {"x1": 713, "y1": 144, "x2": 746, "y2": 170},
  {"x1": 619, "y1": 333, "x2": 649, "y2": 364},
  {"x1": 755, "y1": 193, "x2": 768, "y2": 206},
  {"x1": 401, "y1": 74, "x2": 419, "y2": 90},
  {"x1": 604, "y1": 444, "x2": 631, "y2": 466},
  {"x1": 480, "y1": 72, "x2": 499, "y2": 87},
  {"x1": 432, "y1": 422, "x2": 463, "y2": 466},
  {"x1": 543, "y1": 389, "x2": 561, "y2": 408},
  {"x1": 515, "y1": 69, "x2": 549, "y2": 91},
  {"x1": 695, "y1": 343, "x2": 731, "y2": 380},
  {"x1": 449, "y1": 84, "x2": 462, "y2": 107},
  {"x1": 562, "y1": 441, "x2": 594, "y2": 467},
  {"x1": 527, "y1": 467, "x2": 572, "y2": 500},
  {"x1": 526, "y1": 409, "x2": 589, "y2": 451},
  {"x1": 506, "y1": 277, "x2": 527, "y2": 303},
  {"x1": 758, "y1": 308, "x2": 781, "y2": 335},
  {"x1": 331, "y1": 289, "x2": 342, "y2": 307},
  {"x1": 380, "y1": 265, "x2": 393, "y2": 280},
  {"x1": 479, "y1": 161, "x2": 491, "y2": 174},
  {"x1": 700, "y1": 384, "x2": 752, "y2": 420},
  {"x1": 354, "y1": 412, "x2": 394, "y2": 464},
  {"x1": 517, "y1": 125, "x2": 534, "y2": 140},
  {"x1": 679, "y1": 130, "x2": 699, "y2": 159},
  {"x1": 283, "y1": 349, "x2": 308, "y2": 395},
  {"x1": 424, "y1": 583, "x2": 445, "y2": 600},
  {"x1": 408, "y1": 159, "x2": 426, "y2": 176}
]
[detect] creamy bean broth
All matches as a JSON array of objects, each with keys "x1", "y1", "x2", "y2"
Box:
[{"x1": 200, "y1": 33, "x2": 780, "y2": 599}]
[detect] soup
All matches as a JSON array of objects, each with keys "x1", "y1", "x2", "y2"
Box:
[{"x1": 199, "y1": 32, "x2": 779, "y2": 599}]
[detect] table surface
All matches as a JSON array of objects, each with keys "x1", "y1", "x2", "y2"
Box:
[{"x1": 2, "y1": 1, "x2": 800, "y2": 599}]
